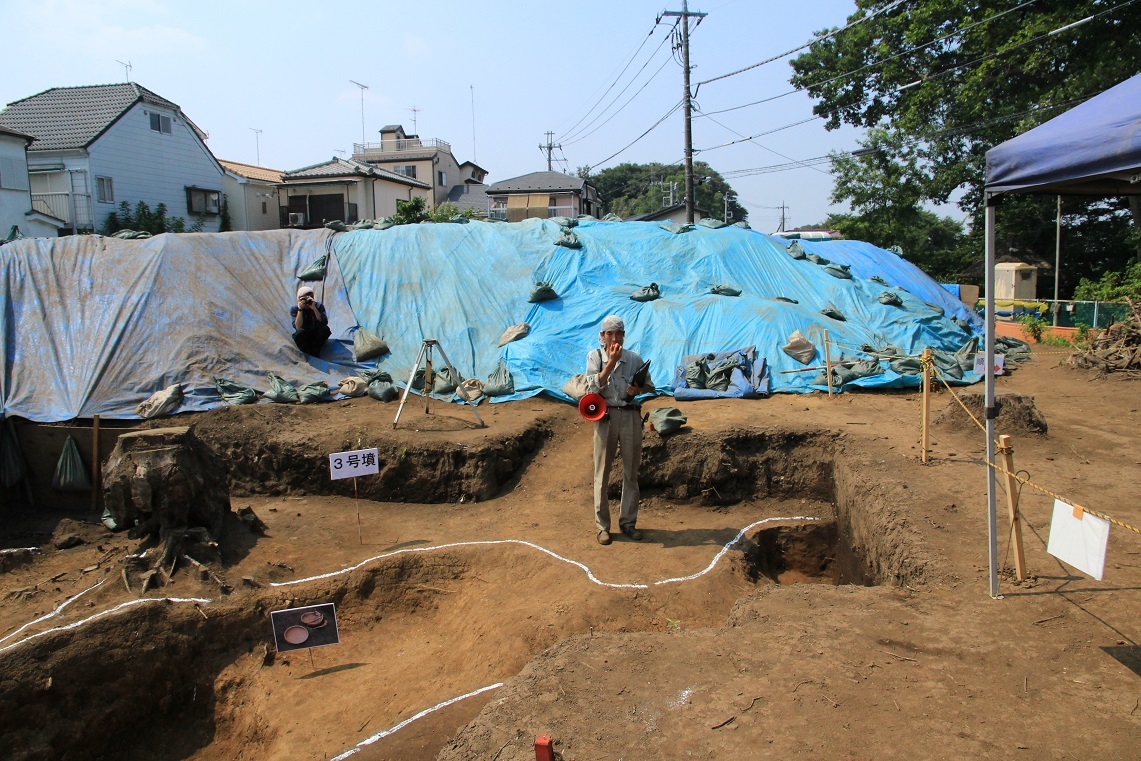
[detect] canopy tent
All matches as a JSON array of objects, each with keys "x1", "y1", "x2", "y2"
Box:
[{"x1": 980, "y1": 72, "x2": 1141, "y2": 597}]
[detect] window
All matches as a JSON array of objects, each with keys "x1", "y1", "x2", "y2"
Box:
[
  {"x1": 437, "y1": 170, "x2": 447, "y2": 187},
  {"x1": 394, "y1": 165, "x2": 417, "y2": 179},
  {"x1": 149, "y1": 112, "x2": 172, "y2": 134},
  {"x1": 262, "y1": 201, "x2": 268, "y2": 214},
  {"x1": 186, "y1": 187, "x2": 221, "y2": 215},
  {"x1": 96, "y1": 176, "x2": 114, "y2": 203}
]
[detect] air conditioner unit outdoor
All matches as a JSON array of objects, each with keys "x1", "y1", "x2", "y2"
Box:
[{"x1": 288, "y1": 212, "x2": 306, "y2": 226}]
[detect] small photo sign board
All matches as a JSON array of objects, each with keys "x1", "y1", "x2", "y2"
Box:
[
  {"x1": 972, "y1": 353, "x2": 1006, "y2": 376},
  {"x1": 270, "y1": 602, "x2": 340, "y2": 653},
  {"x1": 329, "y1": 448, "x2": 380, "y2": 480},
  {"x1": 1046, "y1": 499, "x2": 1110, "y2": 581}
]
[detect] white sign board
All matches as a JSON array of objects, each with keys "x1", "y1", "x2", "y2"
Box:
[
  {"x1": 972, "y1": 353, "x2": 1005, "y2": 376},
  {"x1": 328, "y1": 448, "x2": 380, "y2": 480},
  {"x1": 1046, "y1": 499, "x2": 1110, "y2": 581}
]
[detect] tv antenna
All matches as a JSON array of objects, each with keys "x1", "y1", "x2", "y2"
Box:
[
  {"x1": 349, "y1": 80, "x2": 368, "y2": 145},
  {"x1": 115, "y1": 60, "x2": 133, "y2": 82},
  {"x1": 250, "y1": 128, "x2": 262, "y2": 165},
  {"x1": 407, "y1": 105, "x2": 421, "y2": 135}
]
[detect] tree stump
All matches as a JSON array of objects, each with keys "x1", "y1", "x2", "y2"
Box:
[{"x1": 103, "y1": 427, "x2": 231, "y2": 578}]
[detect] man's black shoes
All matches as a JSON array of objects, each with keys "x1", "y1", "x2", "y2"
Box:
[{"x1": 621, "y1": 526, "x2": 643, "y2": 541}]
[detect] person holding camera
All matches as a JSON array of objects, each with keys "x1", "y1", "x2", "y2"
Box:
[
  {"x1": 585, "y1": 314, "x2": 654, "y2": 545},
  {"x1": 291, "y1": 285, "x2": 331, "y2": 356}
]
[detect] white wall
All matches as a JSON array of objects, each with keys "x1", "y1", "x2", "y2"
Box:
[
  {"x1": 0, "y1": 134, "x2": 59, "y2": 238},
  {"x1": 223, "y1": 173, "x2": 279, "y2": 231},
  {"x1": 88, "y1": 101, "x2": 224, "y2": 231}
]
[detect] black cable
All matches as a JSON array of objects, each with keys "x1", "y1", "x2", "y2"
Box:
[
  {"x1": 563, "y1": 52, "x2": 679, "y2": 147},
  {"x1": 586, "y1": 101, "x2": 684, "y2": 170}
]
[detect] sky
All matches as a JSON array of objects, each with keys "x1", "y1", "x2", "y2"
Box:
[{"x1": 0, "y1": 0, "x2": 899, "y2": 232}]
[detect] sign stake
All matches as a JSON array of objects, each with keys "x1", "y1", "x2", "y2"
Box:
[{"x1": 354, "y1": 476, "x2": 362, "y2": 545}]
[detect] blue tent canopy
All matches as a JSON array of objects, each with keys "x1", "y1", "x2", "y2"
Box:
[{"x1": 985, "y1": 72, "x2": 1141, "y2": 197}]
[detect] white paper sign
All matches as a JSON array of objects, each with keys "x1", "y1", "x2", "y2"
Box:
[
  {"x1": 1046, "y1": 499, "x2": 1110, "y2": 580},
  {"x1": 972, "y1": 353, "x2": 1005, "y2": 376},
  {"x1": 328, "y1": 448, "x2": 380, "y2": 480}
]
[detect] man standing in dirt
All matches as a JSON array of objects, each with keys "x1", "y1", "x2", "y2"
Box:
[{"x1": 586, "y1": 314, "x2": 654, "y2": 545}]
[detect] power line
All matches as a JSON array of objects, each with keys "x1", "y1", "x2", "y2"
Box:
[
  {"x1": 555, "y1": 20, "x2": 663, "y2": 140},
  {"x1": 698, "y1": 110, "x2": 832, "y2": 175},
  {"x1": 695, "y1": 116, "x2": 822, "y2": 153},
  {"x1": 563, "y1": 51, "x2": 678, "y2": 147},
  {"x1": 560, "y1": 19, "x2": 678, "y2": 144},
  {"x1": 585, "y1": 101, "x2": 684, "y2": 171},
  {"x1": 696, "y1": 0, "x2": 908, "y2": 87}
]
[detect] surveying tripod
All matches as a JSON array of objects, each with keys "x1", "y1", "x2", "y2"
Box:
[{"x1": 392, "y1": 338, "x2": 485, "y2": 429}]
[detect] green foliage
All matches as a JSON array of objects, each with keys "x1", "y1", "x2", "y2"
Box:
[
  {"x1": 117, "y1": 201, "x2": 134, "y2": 230},
  {"x1": 791, "y1": 1, "x2": 1141, "y2": 292},
  {"x1": 133, "y1": 201, "x2": 153, "y2": 233},
  {"x1": 1073, "y1": 260, "x2": 1141, "y2": 302},
  {"x1": 587, "y1": 162, "x2": 746, "y2": 223},
  {"x1": 1039, "y1": 332, "x2": 1074, "y2": 348},
  {"x1": 101, "y1": 200, "x2": 185, "y2": 235},
  {"x1": 424, "y1": 201, "x2": 479, "y2": 223},
  {"x1": 189, "y1": 214, "x2": 206, "y2": 233},
  {"x1": 219, "y1": 195, "x2": 232, "y2": 232},
  {"x1": 101, "y1": 212, "x2": 121, "y2": 236},
  {"x1": 1019, "y1": 313, "x2": 1048, "y2": 342},
  {"x1": 167, "y1": 217, "x2": 186, "y2": 233},
  {"x1": 153, "y1": 203, "x2": 168, "y2": 234},
  {"x1": 393, "y1": 196, "x2": 428, "y2": 225}
]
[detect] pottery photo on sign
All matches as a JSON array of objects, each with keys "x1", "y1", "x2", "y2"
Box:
[{"x1": 270, "y1": 603, "x2": 340, "y2": 654}]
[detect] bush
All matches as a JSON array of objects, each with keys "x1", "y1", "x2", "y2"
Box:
[
  {"x1": 1073, "y1": 260, "x2": 1141, "y2": 302},
  {"x1": 1019, "y1": 313, "x2": 1048, "y2": 342}
]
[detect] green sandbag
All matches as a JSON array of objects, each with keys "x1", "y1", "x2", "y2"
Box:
[
  {"x1": 353, "y1": 327, "x2": 390, "y2": 361},
  {"x1": 297, "y1": 382, "x2": 328, "y2": 404},
  {"x1": 264, "y1": 373, "x2": 299, "y2": 403},
  {"x1": 360, "y1": 368, "x2": 391, "y2": 384},
  {"x1": 632, "y1": 283, "x2": 661, "y2": 302},
  {"x1": 432, "y1": 366, "x2": 459, "y2": 395},
  {"x1": 213, "y1": 377, "x2": 257, "y2": 405},
  {"x1": 870, "y1": 275, "x2": 891, "y2": 286},
  {"x1": 697, "y1": 218, "x2": 728, "y2": 229},
  {"x1": 324, "y1": 220, "x2": 347, "y2": 232},
  {"x1": 448, "y1": 215, "x2": 470, "y2": 224},
  {"x1": 529, "y1": 281, "x2": 558, "y2": 303},
  {"x1": 786, "y1": 241, "x2": 806, "y2": 260},
  {"x1": 52, "y1": 435, "x2": 91, "y2": 492},
  {"x1": 549, "y1": 216, "x2": 577, "y2": 228},
  {"x1": 410, "y1": 368, "x2": 426, "y2": 390},
  {"x1": 773, "y1": 296, "x2": 799, "y2": 304},
  {"x1": 373, "y1": 219, "x2": 394, "y2": 230},
  {"x1": 733, "y1": 220, "x2": 751, "y2": 229},
  {"x1": 484, "y1": 358, "x2": 515, "y2": 397},
  {"x1": 878, "y1": 291, "x2": 903, "y2": 307},
  {"x1": 924, "y1": 302, "x2": 946, "y2": 316},
  {"x1": 890, "y1": 357, "x2": 923, "y2": 376},
  {"x1": 555, "y1": 230, "x2": 581, "y2": 248},
  {"x1": 806, "y1": 253, "x2": 830, "y2": 266},
  {"x1": 823, "y1": 264, "x2": 852, "y2": 279},
  {"x1": 648, "y1": 407, "x2": 687, "y2": 436},
  {"x1": 706, "y1": 356, "x2": 740, "y2": 392},
  {"x1": 684, "y1": 355, "x2": 710, "y2": 389},
  {"x1": 367, "y1": 377, "x2": 399, "y2": 402},
  {"x1": 1, "y1": 419, "x2": 28, "y2": 489},
  {"x1": 602, "y1": 213, "x2": 623, "y2": 222},
  {"x1": 659, "y1": 221, "x2": 693, "y2": 234},
  {"x1": 820, "y1": 303, "x2": 847, "y2": 321},
  {"x1": 297, "y1": 254, "x2": 328, "y2": 281},
  {"x1": 710, "y1": 284, "x2": 741, "y2": 296}
]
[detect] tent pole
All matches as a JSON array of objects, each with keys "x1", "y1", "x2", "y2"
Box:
[
  {"x1": 1053, "y1": 195, "x2": 1061, "y2": 327},
  {"x1": 984, "y1": 197, "x2": 1000, "y2": 599}
]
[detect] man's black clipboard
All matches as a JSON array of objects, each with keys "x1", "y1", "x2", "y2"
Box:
[{"x1": 632, "y1": 359, "x2": 651, "y2": 387}]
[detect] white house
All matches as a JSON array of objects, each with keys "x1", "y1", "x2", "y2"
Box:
[
  {"x1": 280, "y1": 157, "x2": 431, "y2": 226},
  {"x1": 219, "y1": 159, "x2": 283, "y2": 231},
  {"x1": 0, "y1": 126, "x2": 64, "y2": 239},
  {"x1": 0, "y1": 83, "x2": 225, "y2": 233}
]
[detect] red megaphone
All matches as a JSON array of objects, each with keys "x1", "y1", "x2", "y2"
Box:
[{"x1": 578, "y1": 393, "x2": 607, "y2": 422}]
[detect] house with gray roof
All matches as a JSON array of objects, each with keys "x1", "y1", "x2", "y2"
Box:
[
  {"x1": 0, "y1": 83, "x2": 225, "y2": 232},
  {"x1": 279, "y1": 156, "x2": 431, "y2": 227},
  {"x1": 486, "y1": 171, "x2": 601, "y2": 222}
]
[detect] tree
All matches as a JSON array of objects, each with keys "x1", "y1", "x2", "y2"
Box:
[
  {"x1": 790, "y1": 1, "x2": 1141, "y2": 290},
  {"x1": 392, "y1": 196, "x2": 428, "y2": 225},
  {"x1": 1073, "y1": 260, "x2": 1141, "y2": 302},
  {"x1": 424, "y1": 201, "x2": 479, "y2": 223},
  {"x1": 587, "y1": 161, "x2": 747, "y2": 222},
  {"x1": 219, "y1": 196, "x2": 232, "y2": 232}
]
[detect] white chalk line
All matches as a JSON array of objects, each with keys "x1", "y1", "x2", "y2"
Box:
[
  {"x1": 271, "y1": 516, "x2": 821, "y2": 591},
  {"x1": 0, "y1": 547, "x2": 40, "y2": 554},
  {"x1": 0, "y1": 595, "x2": 211, "y2": 657},
  {"x1": 330, "y1": 682, "x2": 504, "y2": 761},
  {"x1": 0, "y1": 579, "x2": 106, "y2": 647}
]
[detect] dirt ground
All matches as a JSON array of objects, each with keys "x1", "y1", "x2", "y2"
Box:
[{"x1": 0, "y1": 348, "x2": 1138, "y2": 760}]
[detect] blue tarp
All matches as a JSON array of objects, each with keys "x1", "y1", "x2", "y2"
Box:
[
  {"x1": 1, "y1": 220, "x2": 984, "y2": 422},
  {"x1": 986, "y1": 73, "x2": 1141, "y2": 197}
]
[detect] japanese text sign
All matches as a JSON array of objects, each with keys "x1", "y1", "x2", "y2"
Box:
[{"x1": 329, "y1": 448, "x2": 379, "y2": 480}]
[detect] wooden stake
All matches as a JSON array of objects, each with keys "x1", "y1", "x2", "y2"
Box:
[
  {"x1": 823, "y1": 329, "x2": 834, "y2": 398},
  {"x1": 91, "y1": 415, "x2": 100, "y2": 512},
  {"x1": 920, "y1": 349, "x2": 931, "y2": 464},
  {"x1": 998, "y1": 434, "x2": 1027, "y2": 580},
  {"x1": 354, "y1": 477, "x2": 362, "y2": 545}
]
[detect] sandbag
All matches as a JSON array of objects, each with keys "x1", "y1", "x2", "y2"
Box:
[
  {"x1": 367, "y1": 375, "x2": 399, "y2": 402},
  {"x1": 52, "y1": 435, "x2": 91, "y2": 492},
  {"x1": 485, "y1": 358, "x2": 515, "y2": 397},
  {"x1": 773, "y1": 296, "x2": 799, "y2": 304},
  {"x1": 0, "y1": 420, "x2": 27, "y2": 489},
  {"x1": 213, "y1": 377, "x2": 257, "y2": 405},
  {"x1": 338, "y1": 377, "x2": 368, "y2": 397},
  {"x1": 549, "y1": 216, "x2": 577, "y2": 228},
  {"x1": 806, "y1": 253, "x2": 830, "y2": 266},
  {"x1": 297, "y1": 382, "x2": 329, "y2": 404},
  {"x1": 136, "y1": 383, "x2": 184, "y2": 419},
  {"x1": 648, "y1": 407, "x2": 687, "y2": 436},
  {"x1": 264, "y1": 373, "x2": 300, "y2": 403},
  {"x1": 781, "y1": 330, "x2": 816, "y2": 365},
  {"x1": 684, "y1": 355, "x2": 710, "y2": 389},
  {"x1": 924, "y1": 302, "x2": 946, "y2": 316},
  {"x1": 353, "y1": 327, "x2": 390, "y2": 361},
  {"x1": 297, "y1": 254, "x2": 328, "y2": 281},
  {"x1": 529, "y1": 281, "x2": 558, "y2": 303},
  {"x1": 786, "y1": 241, "x2": 806, "y2": 260},
  {"x1": 697, "y1": 218, "x2": 728, "y2": 229},
  {"x1": 870, "y1": 275, "x2": 891, "y2": 286},
  {"x1": 498, "y1": 322, "x2": 530, "y2": 347},
  {"x1": 820, "y1": 303, "x2": 846, "y2": 321},
  {"x1": 659, "y1": 222, "x2": 693, "y2": 234},
  {"x1": 823, "y1": 264, "x2": 852, "y2": 279},
  {"x1": 878, "y1": 291, "x2": 903, "y2": 307},
  {"x1": 710, "y1": 284, "x2": 742, "y2": 297},
  {"x1": 562, "y1": 373, "x2": 591, "y2": 400},
  {"x1": 324, "y1": 220, "x2": 347, "y2": 232},
  {"x1": 432, "y1": 366, "x2": 460, "y2": 395},
  {"x1": 555, "y1": 230, "x2": 581, "y2": 248},
  {"x1": 706, "y1": 356, "x2": 740, "y2": 392},
  {"x1": 632, "y1": 283, "x2": 661, "y2": 302},
  {"x1": 459, "y1": 378, "x2": 485, "y2": 400},
  {"x1": 602, "y1": 213, "x2": 623, "y2": 221}
]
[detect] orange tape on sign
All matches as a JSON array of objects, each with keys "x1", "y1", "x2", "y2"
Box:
[{"x1": 1072, "y1": 505, "x2": 1084, "y2": 520}]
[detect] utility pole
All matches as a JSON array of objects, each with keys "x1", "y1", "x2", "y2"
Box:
[
  {"x1": 776, "y1": 201, "x2": 789, "y2": 232},
  {"x1": 724, "y1": 192, "x2": 735, "y2": 223},
  {"x1": 350, "y1": 80, "x2": 368, "y2": 145},
  {"x1": 540, "y1": 131, "x2": 563, "y2": 171},
  {"x1": 663, "y1": 1, "x2": 706, "y2": 224}
]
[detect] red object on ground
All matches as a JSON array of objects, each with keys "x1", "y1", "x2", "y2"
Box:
[{"x1": 535, "y1": 735, "x2": 555, "y2": 761}]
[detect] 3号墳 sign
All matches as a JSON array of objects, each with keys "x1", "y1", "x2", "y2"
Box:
[{"x1": 329, "y1": 448, "x2": 380, "y2": 480}]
